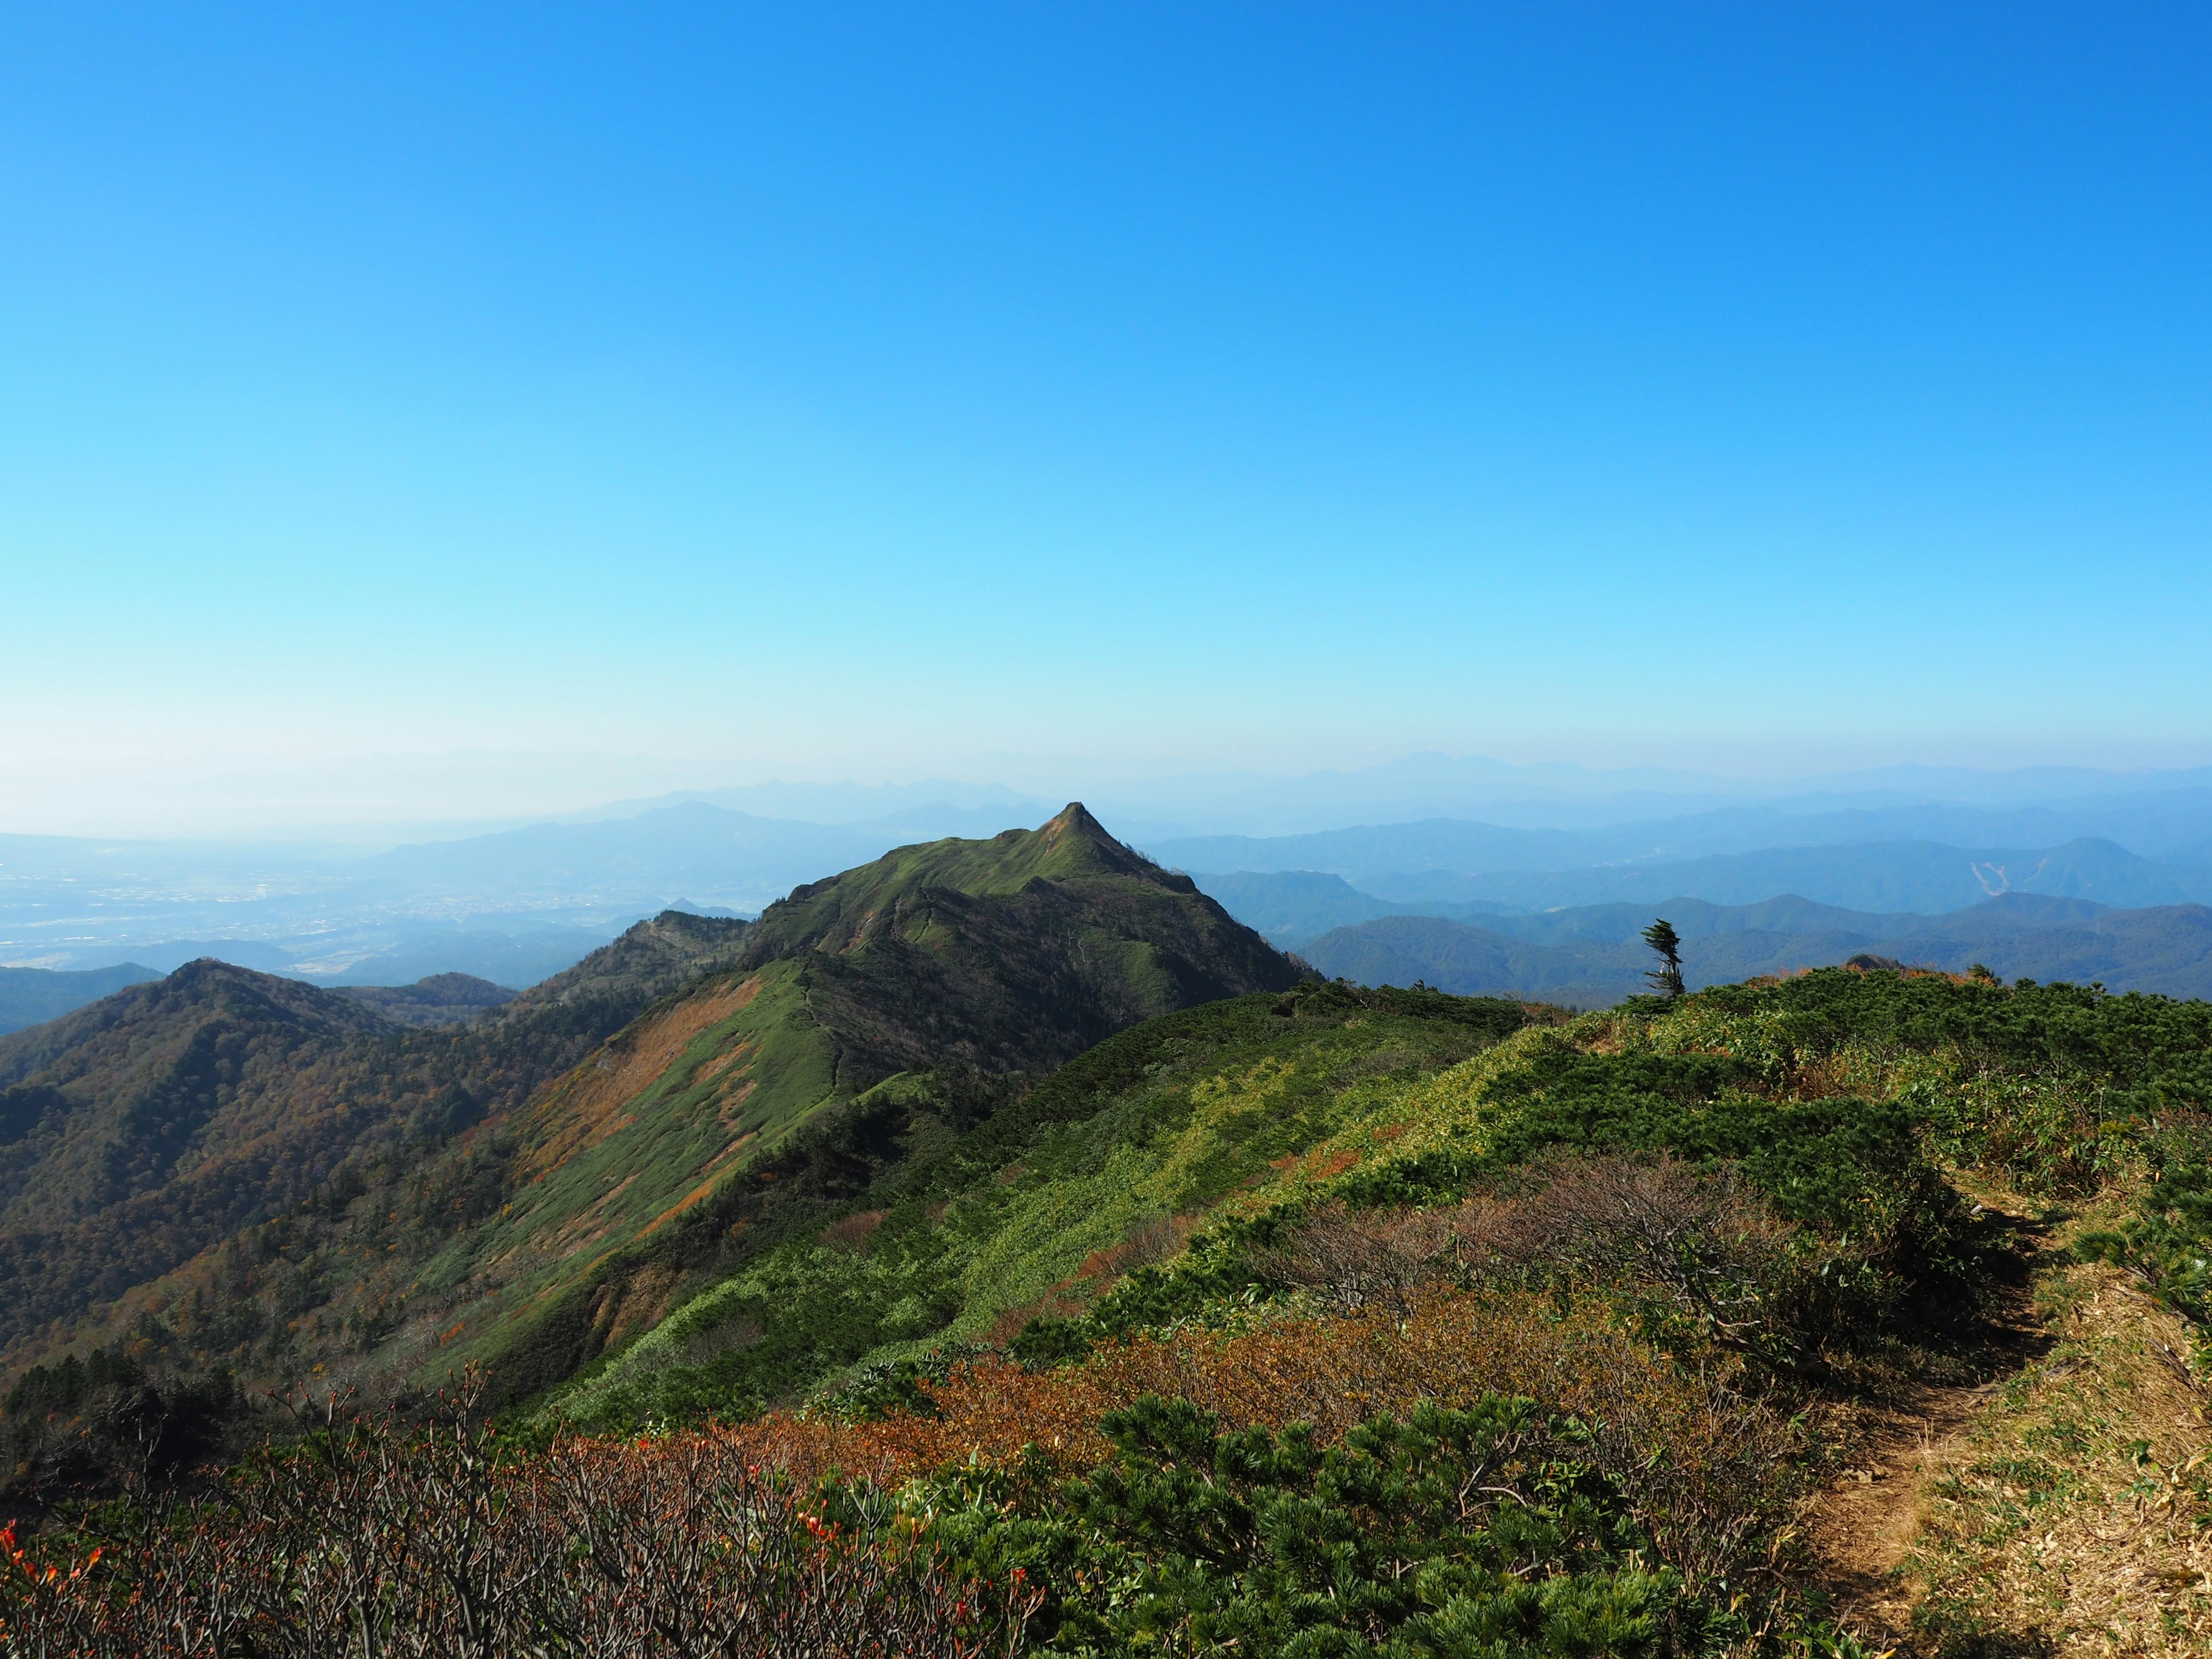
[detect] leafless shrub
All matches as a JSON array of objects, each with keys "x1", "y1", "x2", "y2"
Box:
[
  {"x1": 1263, "y1": 1152, "x2": 1821, "y2": 1366},
  {"x1": 817, "y1": 1210, "x2": 888, "y2": 1253},
  {"x1": 1250, "y1": 1203, "x2": 1456, "y2": 1314},
  {"x1": 0, "y1": 1372, "x2": 1041, "y2": 1658},
  {"x1": 1074, "y1": 1214, "x2": 1192, "y2": 1286},
  {"x1": 1456, "y1": 1152, "x2": 1810, "y2": 1357}
]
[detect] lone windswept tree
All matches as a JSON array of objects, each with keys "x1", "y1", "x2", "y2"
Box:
[{"x1": 1642, "y1": 918, "x2": 1685, "y2": 997}]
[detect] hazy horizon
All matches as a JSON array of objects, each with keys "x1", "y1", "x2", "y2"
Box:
[
  {"x1": 9, "y1": 4, "x2": 2212, "y2": 834},
  {"x1": 12, "y1": 749, "x2": 2212, "y2": 849}
]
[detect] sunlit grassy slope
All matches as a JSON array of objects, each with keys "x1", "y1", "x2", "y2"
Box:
[
  {"x1": 559, "y1": 964, "x2": 2212, "y2": 1451},
  {"x1": 403, "y1": 804, "x2": 1302, "y2": 1399},
  {"x1": 548, "y1": 983, "x2": 1535, "y2": 1425}
]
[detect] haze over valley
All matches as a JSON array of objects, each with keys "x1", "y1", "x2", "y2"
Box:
[{"x1": 15, "y1": 756, "x2": 2212, "y2": 1033}]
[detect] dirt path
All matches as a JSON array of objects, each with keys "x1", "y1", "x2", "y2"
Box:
[
  {"x1": 1811, "y1": 1379, "x2": 1998, "y2": 1631},
  {"x1": 1808, "y1": 1209, "x2": 2054, "y2": 1637}
]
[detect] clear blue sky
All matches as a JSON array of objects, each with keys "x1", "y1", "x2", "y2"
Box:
[{"x1": 5, "y1": 2, "x2": 2210, "y2": 828}]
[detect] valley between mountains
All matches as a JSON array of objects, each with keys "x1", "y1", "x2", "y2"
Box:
[{"x1": 3, "y1": 806, "x2": 2210, "y2": 1657}]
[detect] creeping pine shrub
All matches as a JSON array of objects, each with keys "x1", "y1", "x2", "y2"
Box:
[
  {"x1": 1484, "y1": 1080, "x2": 1992, "y2": 1345},
  {"x1": 1900, "y1": 1064, "x2": 2134, "y2": 1196},
  {"x1": 2077, "y1": 1111, "x2": 2212, "y2": 1361},
  {"x1": 1052, "y1": 1392, "x2": 1683, "y2": 1659},
  {"x1": 751, "y1": 1283, "x2": 1794, "y2": 1602},
  {"x1": 816, "y1": 1341, "x2": 996, "y2": 1422},
  {"x1": 1023, "y1": 1066, "x2": 1991, "y2": 1371}
]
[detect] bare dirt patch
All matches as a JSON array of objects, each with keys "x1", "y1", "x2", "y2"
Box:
[{"x1": 1813, "y1": 1372, "x2": 2014, "y2": 1633}]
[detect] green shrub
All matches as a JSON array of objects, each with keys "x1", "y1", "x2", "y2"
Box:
[
  {"x1": 2076, "y1": 1111, "x2": 2212, "y2": 1357},
  {"x1": 1022, "y1": 1392, "x2": 1687, "y2": 1657}
]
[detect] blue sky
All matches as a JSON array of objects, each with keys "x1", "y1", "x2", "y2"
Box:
[{"x1": 5, "y1": 2, "x2": 2210, "y2": 830}]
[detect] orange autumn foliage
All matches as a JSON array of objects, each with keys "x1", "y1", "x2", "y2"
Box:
[{"x1": 736, "y1": 1285, "x2": 1789, "y2": 1589}]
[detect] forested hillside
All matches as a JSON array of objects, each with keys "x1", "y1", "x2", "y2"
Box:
[{"x1": 0, "y1": 910, "x2": 755, "y2": 1372}]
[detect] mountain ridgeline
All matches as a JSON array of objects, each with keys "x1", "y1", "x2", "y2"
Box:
[{"x1": 0, "y1": 806, "x2": 1297, "y2": 1410}]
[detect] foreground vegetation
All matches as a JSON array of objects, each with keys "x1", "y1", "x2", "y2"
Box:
[{"x1": 6, "y1": 965, "x2": 2212, "y2": 1654}]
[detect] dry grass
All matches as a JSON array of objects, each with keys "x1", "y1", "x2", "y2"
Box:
[
  {"x1": 1903, "y1": 1251, "x2": 2210, "y2": 1656},
  {"x1": 1811, "y1": 1186, "x2": 2212, "y2": 1657}
]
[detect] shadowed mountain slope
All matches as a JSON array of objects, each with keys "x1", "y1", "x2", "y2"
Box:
[
  {"x1": 331, "y1": 973, "x2": 519, "y2": 1027},
  {"x1": 0, "y1": 912, "x2": 754, "y2": 1364}
]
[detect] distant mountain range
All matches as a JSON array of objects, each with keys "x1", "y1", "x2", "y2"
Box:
[
  {"x1": 1175, "y1": 835, "x2": 2212, "y2": 915},
  {"x1": 1149, "y1": 797, "x2": 2212, "y2": 882},
  {"x1": 0, "y1": 964, "x2": 160, "y2": 1036},
  {"x1": 1279, "y1": 892, "x2": 2212, "y2": 1005},
  {"x1": 0, "y1": 802, "x2": 1055, "y2": 982},
  {"x1": 12, "y1": 772, "x2": 2212, "y2": 998}
]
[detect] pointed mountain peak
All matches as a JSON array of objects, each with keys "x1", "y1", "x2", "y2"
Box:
[
  {"x1": 742, "y1": 802, "x2": 1191, "y2": 960},
  {"x1": 1021, "y1": 802, "x2": 1160, "y2": 882},
  {"x1": 1040, "y1": 801, "x2": 1113, "y2": 847}
]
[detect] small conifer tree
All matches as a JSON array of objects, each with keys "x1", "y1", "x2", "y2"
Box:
[{"x1": 1642, "y1": 918, "x2": 1685, "y2": 997}]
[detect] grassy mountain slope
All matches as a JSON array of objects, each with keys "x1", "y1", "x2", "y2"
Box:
[
  {"x1": 548, "y1": 983, "x2": 1535, "y2": 1426},
  {"x1": 465, "y1": 969, "x2": 2212, "y2": 1651},
  {"x1": 14, "y1": 953, "x2": 2212, "y2": 1653},
  {"x1": 418, "y1": 805, "x2": 1301, "y2": 1400},
  {"x1": 0, "y1": 964, "x2": 161, "y2": 1037},
  {"x1": 0, "y1": 808, "x2": 1296, "y2": 1414}
]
